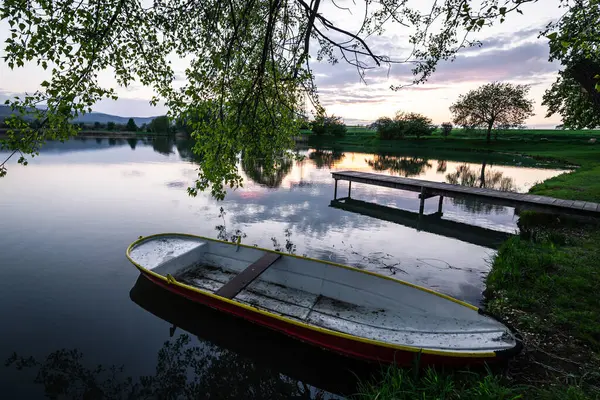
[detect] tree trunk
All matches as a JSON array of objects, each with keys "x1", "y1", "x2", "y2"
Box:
[{"x1": 486, "y1": 122, "x2": 493, "y2": 142}]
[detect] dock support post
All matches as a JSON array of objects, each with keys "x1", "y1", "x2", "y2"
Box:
[
  {"x1": 334, "y1": 179, "x2": 338, "y2": 200},
  {"x1": 348, "y1": 181, "x2": 352, "y2": 199},
  {"x1": 438, "y1": 196, "x2": 444, "y2": 214},
  {"x1": 419, "y1": 186, "x2": 425, "y2": 215}
]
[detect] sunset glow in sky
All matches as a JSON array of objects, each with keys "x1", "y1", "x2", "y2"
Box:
[{"x1": 0, "y1": 1, "x2": 566, "y2": 127}]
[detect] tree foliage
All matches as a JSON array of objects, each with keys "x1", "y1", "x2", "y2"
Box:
[
  {"x1": 372, "y1": 112, "x2": 435, "y2": 139},
  {"x1": 0, "y1": 0, "x2": 542, "y2": 195},
  {"x1": 371, "y1": 117, "x2": 397, "y2": 140},
  {"x1": 150, "y1": 116, "x2": 171, "y2": 134},
  {"x1": 395, "y1": 112, "x2": 436, "y2": 139},
  {"x1": 450, "y1": 82, "x2": 534, "y2": 141},
  {"x1": 542, "y1": 0, "x2": 600, "y2": 129},
  {"x1": 125, "y1": 118, "x2": 138, "y2": 132},
  {"x1": 441, "y1": 122, "x2": 453, "y2": 137},
  {"x1": 310, "y1": 113, "x2": 346, "y2": 137}
]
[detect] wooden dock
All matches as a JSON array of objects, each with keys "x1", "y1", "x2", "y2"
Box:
[{"x1": 331, "y1": 170, "x2": 600, "y2": 218}]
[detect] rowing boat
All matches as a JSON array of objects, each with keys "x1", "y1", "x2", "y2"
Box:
[{"x1": 126, "y1": 233, "x2": 521, "y2": 365}]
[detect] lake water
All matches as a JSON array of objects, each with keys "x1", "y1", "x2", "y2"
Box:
[{"x1": 0, "y1": 137, "x2": 568, "y2": 398}]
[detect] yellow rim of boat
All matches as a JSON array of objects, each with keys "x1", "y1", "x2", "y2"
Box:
[{"x1": 126, "y1": 233, "x2": 497, "y2": 358}]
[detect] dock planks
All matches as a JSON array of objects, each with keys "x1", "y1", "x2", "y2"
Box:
[{"x1": 331, "y1": 171, "x2": 600, "y2": 218}]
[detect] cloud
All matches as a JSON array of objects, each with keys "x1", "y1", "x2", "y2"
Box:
[
  {"x1": 312, "y1": 32, "x2": 558, "y2": 115},
  {"x1": 313, "y1": 25, "x2": 556, "y2": 92},
  {"x1": 428, "y1": 41, "x2": 557, "y2": 84},
  {"x1": 402, "y1": 85, "x2": 447, "y2": 91},
  {"x1": 463, "y1": 26, "x2": 543, "y2": 52}
]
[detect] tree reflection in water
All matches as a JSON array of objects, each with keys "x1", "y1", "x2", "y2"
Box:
[
  {"x1": 241, "y1": 156, "x2": 294, "y2": 188},
  {"x1": 127, "y1": 138, "x2": 137, "y2": 150},
  {"x1": 436, "y1": 160, "x2": 447, "y2": 173},
  {"x1": 175, "y1": 138, "x2": 198, "y2": 162},
  {"x1": 5, "y1": 334, "x2": 324, "y2": 399},
  {"x1": 308, "y1": 149, "x2": 345, "y2": 169},
  {"x1": 152, "y1": 136, "x2": 176, "y2": 156},
  {"x1": 366, "y1": 155, "x2": 432, "y2": 177},
  {"x1": 446, "y1": 163, "x2": 517, "y2": 214}
]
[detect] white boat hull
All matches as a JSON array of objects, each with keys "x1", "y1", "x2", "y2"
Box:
[{"x1": 126, "y1": 234, "x2": 521, "y2": 365}]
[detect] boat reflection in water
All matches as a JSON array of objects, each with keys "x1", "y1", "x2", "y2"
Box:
[{"x1": 130, "y1": 275, "x2": 376, "y2": 398}]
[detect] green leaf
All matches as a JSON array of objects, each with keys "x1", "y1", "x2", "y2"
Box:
[{"x1": 547, "y1": 32, "x2": 558, "y2": 41}]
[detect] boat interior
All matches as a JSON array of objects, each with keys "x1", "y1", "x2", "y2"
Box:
[{"x1": 128, "y1": 236, "x2": 516, "y2": 352}]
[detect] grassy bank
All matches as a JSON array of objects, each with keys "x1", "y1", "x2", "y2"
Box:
[
  {"x1": 342, "y1": 135, "x2": 600, "y2": 399},
  {"x1": 301, "y1": 126, "x2": 600, "y2": 140}
]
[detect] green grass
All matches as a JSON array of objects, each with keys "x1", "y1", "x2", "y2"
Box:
[
  {"x1": 530, "y1": 165, "x2": 600, "y2": 202},
  {"x1": 355, "y1": 365, "x2": 593, "y2": 400},
  {"x1": 435, "y1": 128, "x2": 600, "y2": 140},
  {"x1": 482, "y1": 225, "x2": 600, "y2": 399},
  {"x1": 487, "y1": 233, "x2": 600, "y2": 348},
  {"x1": 302, "y1": 126, "x2": 600, "y2": 141}
]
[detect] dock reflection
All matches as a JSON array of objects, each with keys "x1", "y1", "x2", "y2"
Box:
[{"x1": 330, "y1": 198, "x2": 512, "y2": 249}]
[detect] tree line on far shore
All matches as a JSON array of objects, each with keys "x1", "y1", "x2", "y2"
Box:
[
  {"x1": 306, "y1": 82, "x2": 536, "y2": 142},
  {"x1": 0, "y1": 115, "x2": 173, "y2": 135},
  {"x1": 76, "y1": 115, "x2": 172, "y2": 134}
]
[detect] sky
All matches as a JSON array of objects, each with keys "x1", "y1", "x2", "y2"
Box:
[{"x1": 0, "y1": 0, "x2": 566, "y2": 128}]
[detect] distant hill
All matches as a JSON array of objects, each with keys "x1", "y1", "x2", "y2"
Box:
[
  {"x1": 0, "y1": 104, "x2": 36, "y2": 120},
  {"x1": 72, "y1": 112, "x2": 156, "y2": 126},
  {"x1": 0, "y1": 105, "x2": 157, "y2": 126}
]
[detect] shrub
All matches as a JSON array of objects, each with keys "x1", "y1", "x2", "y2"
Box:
[
  {"x1": 395, "y1": 112, "x2": 436, "y2": 139},
  {"x1": 329, "y1": 120, "x2": 347, "y2": 137},
  {"x1": 372, "y1": 117, "x2": 400, "y2": 139},
  {"x1": 441, "y1": 122, "x2": 453, "y2": 137},
  {"x1": 126, "y1": 118, "x2": 138, "y2": 132},
  {"x1": 310, "y1": 114, "x2": 346, "y2": 137},
  {"x1": 150, "y1": 115, "x2": 171, "y2": 134},
  {"x1": 372, "y1": 112, "x2": 437, "y2": 140}
]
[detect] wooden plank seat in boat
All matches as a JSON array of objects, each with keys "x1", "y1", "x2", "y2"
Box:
[
  {"x1": 214, "y1": 252, "x2": 281, "y2": 299},
  {"x1": 176, "y1": 266, "x2": 319, "y2": 320}
]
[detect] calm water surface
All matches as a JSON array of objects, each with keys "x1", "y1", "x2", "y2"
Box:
[{"x1": 0, "y1": 137, "x2": 568, "y2": 398}]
